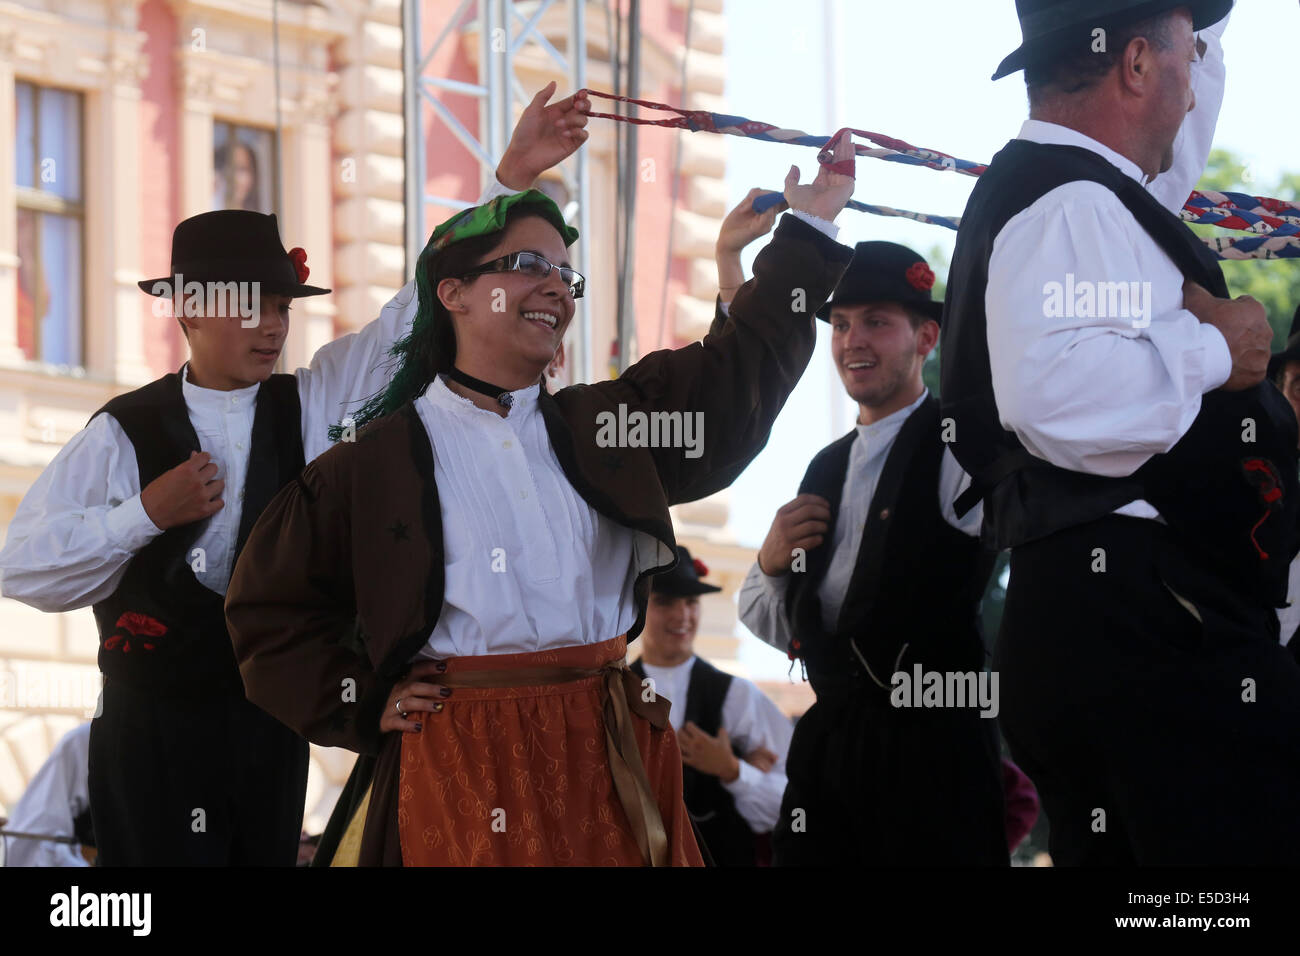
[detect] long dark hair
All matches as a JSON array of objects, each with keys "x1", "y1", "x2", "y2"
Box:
[{"x1": 330, "y1": 206, "x2": 560, "y2": 440}]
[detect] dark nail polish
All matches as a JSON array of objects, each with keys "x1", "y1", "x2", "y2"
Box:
[
  {"x1": 414, "y1": 723, "x2": 423, "y2": 732},
  {"x1": 432, "y1": 702, "x2": 444, "y2": 713},
  {"x1": 436, "y1": 662, "x2": 448, "y2": 672},
  {"x1": 440, "y1": 687, "x2": 452, "y2": 697}
]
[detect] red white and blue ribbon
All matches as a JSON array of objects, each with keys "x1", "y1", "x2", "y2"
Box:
[{"x1": 579, "y1": 89, "x2": 1299, "y2": 261}]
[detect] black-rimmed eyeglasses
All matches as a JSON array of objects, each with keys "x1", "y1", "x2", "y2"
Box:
[{"x1": 458, "y1": 251, "x2": 585, "y2": 299}]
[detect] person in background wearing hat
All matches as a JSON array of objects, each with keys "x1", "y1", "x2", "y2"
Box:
[
  {"x1": 1269, "y1": 304, "x2": 1300, "y2": 665},
  {"x1": 224, "y1": 131, "x2": 859, "y2": 866},
  {"x1": 0, "y1": 86, "x2": 591, "y2": 866},
  {"x1": 942, "y1": 2, "x2": 1300, "y2": 864},
  {"x1": 733, "y1": 219, "x2": 1006, "y2": 865},
  {"x1": 629, "y1": 546, "x2": 792, "y2": 866}
]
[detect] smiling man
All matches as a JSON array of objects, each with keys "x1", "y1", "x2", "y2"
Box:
[{"x1": 738, "y1": 241, "x2": 1006, "y2": 866}]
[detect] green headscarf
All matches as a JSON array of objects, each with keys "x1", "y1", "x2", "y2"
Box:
[{"x1": 329, "y1": 189, "x2": 578, "y2": 441}]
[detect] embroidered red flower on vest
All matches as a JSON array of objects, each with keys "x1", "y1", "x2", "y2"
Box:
[
  {"x1": 288, "y1": 247, "x2": 309, "y2": 283},
  {"x1": 905, "y1": 262, "x2": 935, "y2": 292},
  {"x1": 692, "y1": 557, "x2": 709, "y2": 577},
  {"x1": 104, "y1": 611, "x2": 168, "y2": 653},
  {"x1": 1242, "y1": 458, "x2": 1284, "y2": 561}
]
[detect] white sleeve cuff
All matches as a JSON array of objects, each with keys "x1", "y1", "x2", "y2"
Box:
[
  {"x1": 479, "y1": 175, "x2": 522, "y2": 205},
  {"x1": 760, "y1": 567, "x2": 791, "y2": 602},
  {"x1": 789, "y1": 209, "x2": 840, "y2": 241},
  {"x1": 105, "y1": 493, "x2": 164, "y2": 552},
  {"x1": 1198, "y1": 320, "x2": 1234, "y2": 392},
  {"x1": 722, "y1": 758, "x2": 761, "y2": 795}
]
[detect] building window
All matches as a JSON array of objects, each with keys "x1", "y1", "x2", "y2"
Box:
[
  {"x1": 14, "y1": 82, "x2": 85, "y2": 369},
  {"x1": 213, "y1": 122, "x2": 275, "y2": 213}
]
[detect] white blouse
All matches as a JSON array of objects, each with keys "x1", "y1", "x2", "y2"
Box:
[{"x1": 414, "y1": 375, "x2": 641, "y2": 657}]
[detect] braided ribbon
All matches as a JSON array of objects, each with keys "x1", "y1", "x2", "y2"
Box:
[{"x1": 579, "y1": 89, "x2": 1298, "y2": 261}]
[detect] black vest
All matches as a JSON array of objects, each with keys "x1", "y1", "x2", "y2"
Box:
[
  {"x1": 89, "y1": 370, "x2": 304, "y2": 694},
  {"x1": 785, "y1": 396, "x2": 995, "y2": 700},
  {"x1": 941, "y1": 140, "x2": 1299, "y2": 611},
  {"x1": 630, "y1": 656, "x2": 759, "y2": 866}
]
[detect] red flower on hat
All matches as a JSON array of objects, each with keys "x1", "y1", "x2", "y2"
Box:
[
  {"x1": 288, "y1": 247, "x2": 309, "y2": 284},
  {"x1": 692, "y1": 557, "x2": 709, "y2": 577},
  {"x1": 906, "y1": 262, "x2": 935, "y2": 292}
]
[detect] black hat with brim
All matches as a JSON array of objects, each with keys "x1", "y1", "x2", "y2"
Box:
[
  {"x1": 652, "y1": 545, "x2": 723, "y2": 597},
  {"x1": 139, "y1": 209, "x2": 330, "y2": 298},
  {"x1": 816, "y1": 241, "x2": 944, "y2": 324},
  {"x1": 992, "y1": 0, "x2": 1234, "y2": 81},
  {"x1": 1268, "y1": 304, "x2": 1300, "y2": 381}
]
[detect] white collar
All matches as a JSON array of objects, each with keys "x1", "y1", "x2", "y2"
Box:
[
  {"x1": 640, "y1": 655, "x2": 696, "y2": 676},
  {"x1": 854, "y1": 388, "x2": 929, "y2": 464},
  {"x1": 425, "y1": 374, "x2": 540, "y2": 417},
  {"x1": 1017, "y1": 119, "x2": 1149, "y2": 186},
  {"x1": 180, "y1": 362, "x2": 260, "y2": 407}
]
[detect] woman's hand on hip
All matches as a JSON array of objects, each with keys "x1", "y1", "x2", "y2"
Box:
[{"x1": 379, "y1": 659, "x2": 451, "y2": 734}]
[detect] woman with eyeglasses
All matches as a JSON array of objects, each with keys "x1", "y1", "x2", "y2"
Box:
[{"x1": 225, "y1": 103, "x2": 858, "y2": 866}]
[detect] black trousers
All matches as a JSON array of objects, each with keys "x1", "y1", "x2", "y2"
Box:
[
  {"x1": 89, "y1": 680, "x2": 309, "y2": 866},
  {"x1": 772, "y1": 677, "x2": 1007, "y2": 866},
  {"x1": 996, "y1": 515, "x2": 1300, "y2": 865}
]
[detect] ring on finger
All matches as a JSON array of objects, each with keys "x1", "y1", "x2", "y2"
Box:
[{"x1": 395, "y1": 697, "x2": 406, "y2": 717}]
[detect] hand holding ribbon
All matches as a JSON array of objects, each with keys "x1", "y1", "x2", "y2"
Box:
[{"x1": 783, "y1": 131, "x2": 855, "y2": 224}]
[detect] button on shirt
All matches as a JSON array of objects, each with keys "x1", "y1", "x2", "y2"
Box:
[
  {"x1": 414, "y1": 376, "x2": 640, "y2": 658},
  {"x1": 181, "y1": 369, "x2": 258, "y2": 593},
  {"x1": 739, "y1": 390, "x2": 980, "y2": 651},
  {"x1": 984, "y1": 15, "x2": 1232, "y2": 521}
]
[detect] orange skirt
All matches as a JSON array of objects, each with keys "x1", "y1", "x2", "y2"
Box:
[{"x1": 397, "y1": 635, "x2": 704, "y2": 866}]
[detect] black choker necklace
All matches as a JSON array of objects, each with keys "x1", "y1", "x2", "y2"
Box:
[{"x1": 446, "y1": 367, "x2": 515, "y2": 409}]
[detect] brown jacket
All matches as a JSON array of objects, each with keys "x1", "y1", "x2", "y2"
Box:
[{"x1": 224, "y1": 215, "x2": 851, "y2": 757}]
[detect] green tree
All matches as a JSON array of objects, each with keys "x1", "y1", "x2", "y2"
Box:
[{"x1": 1191, "y1": 149, "x2": 1300, "y2": 345}]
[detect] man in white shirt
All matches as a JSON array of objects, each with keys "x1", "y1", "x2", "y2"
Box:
[
  {"x1": 2, "y1": 723, "x2": 93, "y2": 867},
  {"x1": 941, "y1": 1, "x2": 1300, "y2": 864},
  {"x1": 738, "y1": 239, "x2": 1006, "y2": 866},
  {"x1": 630, "y1": 546, "x2": 791, "y2": 866}
]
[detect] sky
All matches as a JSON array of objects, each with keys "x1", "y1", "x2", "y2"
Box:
[{"x1": 717, "y1": 0, "x2": 1300, "y2": 678}]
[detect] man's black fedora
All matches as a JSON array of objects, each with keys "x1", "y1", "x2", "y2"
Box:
[
  {"x1": 1268, "y1": 304, "x2": 1300, "y2": 381},
  {"x1": 815, "y1": 241, "x2": 944, "y2": 324},
  {"x1": 652, "y1": 546, "x2": 722, "y2": 597},
  {"x1": 992, "y1": 0, "x2": 1234, "y2": 81},
  {"x1": 139, "y1": 209, "x2": 330, "y2": 298}
]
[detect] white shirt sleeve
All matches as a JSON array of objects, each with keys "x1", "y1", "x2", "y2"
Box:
[
  {"x1": 1146, "y1": 12, "x2": 1229, "y2": 215},
  {"x1": 294, "y1": 176, "x2": 529, "y2": 462},
  {"x1": 3, "y1": 723, "x2": 91, "y2": 867},
  {"x1": 0, "y1": 415, "x2": 162, "y2": 612},
  {"x1": 789, "y1": 209, "x2": 839, "y2": 241},
  {"x1": 985, "y1": 184, "x2": 1233, "y2": 477},
  {"x1": 738, "y1": 559, "x2": 795, "y2": 654},
  {"x1": 938, "y1": 447, "x2": 982, "y2": 536},
  {"x1": 294, "y1": 280, "x2": 417, "y2": 463},
  {"x1": 718, "y1": 677, "x2": 793, "y2": 833}
]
